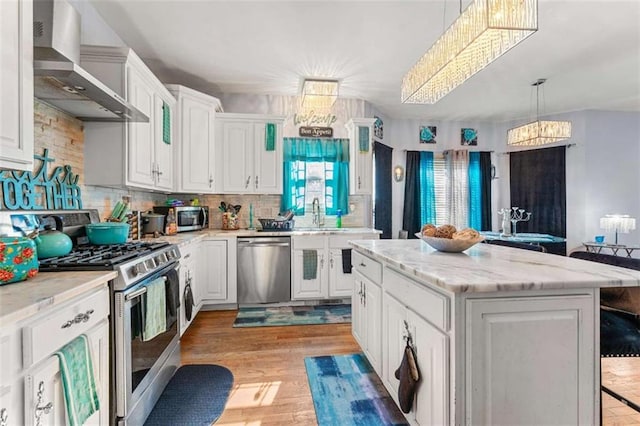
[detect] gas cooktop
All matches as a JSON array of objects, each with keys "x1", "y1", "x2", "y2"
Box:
[{"x1": 38, "y1": 241, "x2": 171, "y2": 271}]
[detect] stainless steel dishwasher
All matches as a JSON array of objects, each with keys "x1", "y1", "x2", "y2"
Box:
[{"x1": 237, "y1": 236, "x2": 291, "y2": 304}]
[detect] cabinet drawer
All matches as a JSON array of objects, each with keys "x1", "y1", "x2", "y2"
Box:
[
  {"x1": 352, "y1": 251, "x2": 382, "y2": 284},
  {"x1": 384, "y1": 268, "x2": 449, "y2": 331},
  {"x1": 292, "y1": 236, "x2": 325, "y2": 250},
  {"x1": 22, "y1": 287, "x2": 110, "y2": 368}
]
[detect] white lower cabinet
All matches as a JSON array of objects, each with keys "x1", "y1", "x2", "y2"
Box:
[
  {"x1": 179, "y1": 241, "x2": 202, "y2": 335},
  {"x1": 0, "y1": 378, "x2": 23, "y2": 426},
  {"x1": 292, "y1": 233, "x2": 379, "y2": 300},
  {"x1": 201, "y1": 239, "x2": 239, "y2": 305},
  {"x1": 24, "y1": 320, "x2": 109, "y2": 426},
  {"x1": 352, "y1": 270, "x2": 382, "y2": 375}
]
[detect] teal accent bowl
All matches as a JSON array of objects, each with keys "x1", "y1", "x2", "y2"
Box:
[
  {"x1": 0, "y1": 237, "x2": 39, "y2": 285},
  {"x1": 86, "y1": 222, "x2": 131, "y2": 245}
]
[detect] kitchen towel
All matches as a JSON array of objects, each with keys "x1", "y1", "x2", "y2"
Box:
[
  {"x1": 54, "y1": 334, "x2": 100, "y2": 426},
  {"x1": 143, "y1": 277, "x2": 167, "y2": 341},
  {"x1": 341, "y1": 249, "x2": 352, "y2": 274},
  {"x1": 162, "y1": 101, "x2": 171, "y2": 144},
  {"x1": 265, "y1": 123, "x2": 276, "y2": 151},
  {"x1": 303, "y1": 250, "x2": 318, "y2": 280},
  {"x1": 164, "y1": 269, "x2": 180, "y2": 330},
  {"x1": 358, "y1": 126, "x2": 369, "y2": 152}
]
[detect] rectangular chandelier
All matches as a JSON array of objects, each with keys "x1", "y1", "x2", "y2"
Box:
[
  {"x1": 301, "y1": 79, "x2": 339, "y2": 111},
  {"x1": 401, "y1": 0, "x2": 538, "y2": 104},
  {"x1": 507, "y1": 120, "x2": 572, "y2": 146}
]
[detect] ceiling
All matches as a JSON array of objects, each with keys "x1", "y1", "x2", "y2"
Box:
[{"x1": 88, "y1": 0, "x2": 640, "y2": 122}]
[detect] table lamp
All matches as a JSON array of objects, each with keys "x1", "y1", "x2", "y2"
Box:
[{"x1": 600, "y1": 214, "x2": 636, "y2": 245}]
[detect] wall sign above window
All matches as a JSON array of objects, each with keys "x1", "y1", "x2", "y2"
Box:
[
  {"x1": 293, "y1": 112, "x2": 337, "y2": 127},
  {"x1": 299, "y1": 126, "x2": 334, "y2": 138},
  {"x1": 0, "y1": 149, "x2": 83, "y2": 210}
]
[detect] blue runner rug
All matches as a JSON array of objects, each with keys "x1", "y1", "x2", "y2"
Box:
[
  {"x1": 233, "y1": 304, "x2": 351, "y2": 327},
  {"x1": 305, "y1": 353, "x2": 409, "y2": 426},
  {"x1": 144, "y1": 364, "x2": 233, "y2": 426}
]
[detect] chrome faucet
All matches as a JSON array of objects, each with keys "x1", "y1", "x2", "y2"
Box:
[{"x1": 311, "y1": 197, "x2": 323, "y2": 227}]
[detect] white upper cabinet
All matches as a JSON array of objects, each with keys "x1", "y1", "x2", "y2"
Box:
[
  {"x1": 0, "y1": 0, "x2": 34, "y2": 171},
  {"x1": 215, "y1": 113, "x2": 284, "y2": 194},
  {"x1": 346, "y1": 118, "x2": 375, "y2": 195},
  {"x1": 80, "y1": 46, "x2": 175, "y2": 192},
  {"x1": 167, "y1": 85, "x2": 222, "y2": 193}
]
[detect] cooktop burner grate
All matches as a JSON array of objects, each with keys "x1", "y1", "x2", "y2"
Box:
[{"x1": 39, "y1": 241, "x2": 170, "y2": 270}]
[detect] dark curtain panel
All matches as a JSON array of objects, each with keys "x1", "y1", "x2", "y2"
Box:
[
  {"x1": 374, "y1": 142, "x2": 393, "y2": 239},
  {"x1": 402, "y1": 151, "x2": 421, "y2": 239},
  {"x1": 510, "y1": 146, "x2": 566, "y2": 255},
  {"x1": 479, "y1": 152, "x2": 492, "y2": 231}
]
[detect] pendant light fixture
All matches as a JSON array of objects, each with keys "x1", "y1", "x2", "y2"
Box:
[
  {"x1": 300, "y1": 79, "x2": 339, "y2": 111},
  {"x1": 507, "y1": 78, "x2": 572, "y2": 146},
  {"x1": 401, "y1": 0, "x2": 538, "y2": 104}
]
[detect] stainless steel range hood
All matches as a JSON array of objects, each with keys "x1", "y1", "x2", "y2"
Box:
[{"x1": 33, "y1": 0, "x2": 148, "y2": 122}]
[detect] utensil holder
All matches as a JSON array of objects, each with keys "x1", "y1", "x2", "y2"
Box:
[{"x1": 222, "y1": 212, "x2": 239, "y2": 230}]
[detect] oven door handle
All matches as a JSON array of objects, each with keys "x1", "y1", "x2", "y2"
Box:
[{"x1": 125, "y1": 286, "x2": 148, "y2": 301}]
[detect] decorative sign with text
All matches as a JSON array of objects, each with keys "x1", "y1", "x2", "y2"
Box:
[
  {"x1": 293, "y1": 112, "x2": 337, "y2": 127},
  {"x1": 299, "y1": 126, "x2": 333, "y2": 138},
  {"x1": 0, "y1": 149, "x2": 82, "y2": 210}
]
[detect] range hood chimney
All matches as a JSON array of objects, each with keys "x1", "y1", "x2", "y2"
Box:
[{"x1": 33, "y1": 0, "x2": 148, "y2": 122}]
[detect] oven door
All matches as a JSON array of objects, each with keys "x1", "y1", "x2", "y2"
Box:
[{"x1": 113, "y1": 262, "x2": 180, "y2": 419}]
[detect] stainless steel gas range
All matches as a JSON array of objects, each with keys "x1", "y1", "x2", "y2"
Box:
[{"x1": 1, "y1": 210, "x2": 181, "y2": 425}]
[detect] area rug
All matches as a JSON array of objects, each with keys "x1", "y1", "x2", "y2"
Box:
[
  {"x1": 144, "y1": 364, "x2": 233, "y2": 426},
  {"x1": 305, "y1": 353, "x2": 409, "y2": 426},
  {"x1": 233, "y1": 304, "x2": 351, "y2": 327}
]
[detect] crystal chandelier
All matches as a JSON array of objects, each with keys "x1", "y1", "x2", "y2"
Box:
[
  {"x1": 401, "y1": 0, "x2": 538, "y2": 104},
  {"x1": 507, "y1": 79, "x2": 572, "y2": 146},
  {"x1": 300, "y1": 79, "x2": 339, "y2": 111}
]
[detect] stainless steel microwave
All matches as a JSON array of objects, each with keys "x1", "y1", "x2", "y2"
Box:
[{"x1": 153, "y1": 206, "x2": 209, "y2": 232}]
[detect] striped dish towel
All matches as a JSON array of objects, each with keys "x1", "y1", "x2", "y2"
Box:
[
  {"x1": 303, "y1": 250, "x2": 318, "y2": 280},
  {"x1": 54, "y1": 335, "x2": 100, "y2": 426}
]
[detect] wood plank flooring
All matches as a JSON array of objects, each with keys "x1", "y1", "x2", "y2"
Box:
[{"x1": 180, "y1": 310, "x2": 640, "y2": 425}]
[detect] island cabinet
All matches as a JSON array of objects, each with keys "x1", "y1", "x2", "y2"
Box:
[
  {"x1": 345, "y1": 118, "x2": 375, "y2": 195},
  {"x1": 348, "y1": 240, "x2": 622, "y2": 425},
  {"x1": 0, "y1": 0, "x2": 33, "y2": 171},
  {"x1": 292, "y1": 233, "x2": 380, "y2": 300},
  {"x1": 0, "y1": 277, "x2": 112, "y2": 426},
  {"x1": 166, "y1": 85, "x2": 222, "y2": 193},
  {"x1": 80, "y1": 46, "x2": 175, "y2": 192},
  {"x1": 215, "y1": 113, "x2": 285, "y2": 194}
]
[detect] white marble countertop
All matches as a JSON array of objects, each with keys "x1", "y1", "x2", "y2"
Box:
[
  {"x1": 0, "y1": 271, "x2": 116, "y2": 326},
  {"x1": 349, "y1": 239, "x2": 640, "y2": 293},
  {"x1": 144, "y1": 227, "x2": 381, "y2": 247}
]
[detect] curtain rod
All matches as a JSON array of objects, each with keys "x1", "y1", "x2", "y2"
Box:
[{"x1": 401, "y1": 149, "x2": 495, "y2": 152}]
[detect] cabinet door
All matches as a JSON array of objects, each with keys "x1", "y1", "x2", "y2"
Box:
[
  {"x1": 466, "y1": 295, "x2": 595, "y2": 426},
  {"x1": 292, "y1": 249, "x2": 327, "y2": 300},
  {"x1": 154, "y1": 95, "x2": 174, "y2": 191},
  {"x1": 126, "y1": 64, "x2": 155, "y2": 187},
  {"x1": 220, "y1": 121, "x2": 254, "y2": 193},
  {"x1": 201, "y1": 240, "x2": 228, "y2": 301},
  {"x1": 409, "y1": 311, "x2": 449, "y2": 426},
  {"x1": 1, "y1": 379, "x2": 23, "y2": 426},
  {"x1": 381, "y1": 292, "x2": 407, "y2": 404},
  {"x1": 0, "y1": 0, "x2": 33, "y2": 171},
  {"x1": 347, "y1": 120, "x2": 374, "y2": 195},
  {"x1": 364, "y1": 279, "x2": 382, "y2": 375},
  {"x1": 25, "y1": 321, "x2": 108, "y2": 426},
  {"x1": 351, "y1": 271, "x2": 366, "y2": 349},
  {"x1": 179, "y1": 95, "x2": 215, "y2": 192},
  {"x1": 328, "y1": 248, "x2": 353, "y2": 297},
  {"x1": 253, "y1": 122, "x2": 282, "y2": 194}
]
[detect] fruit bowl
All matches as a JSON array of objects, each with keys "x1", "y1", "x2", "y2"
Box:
[{"x1": 415, "y1": 233, "x2": 484, "y2": 253}]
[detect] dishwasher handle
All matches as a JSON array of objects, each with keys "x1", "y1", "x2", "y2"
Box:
[
  {"x1": 238, "y1": 237, "x2": 291, "y2": 247},
  {"x1": 240, "y1": 242, "x2": 290, "y2": 247}
]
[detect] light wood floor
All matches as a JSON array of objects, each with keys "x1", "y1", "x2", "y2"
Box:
[{"x1": 181, "y1": 310, "x2": 640, "y2": 425}]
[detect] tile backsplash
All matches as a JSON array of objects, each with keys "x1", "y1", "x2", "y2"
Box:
[{"x1": 10, "y1": 100, "x2": 371, "y2": 229}]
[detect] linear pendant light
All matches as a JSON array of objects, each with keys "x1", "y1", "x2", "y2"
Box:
[
  {"x1": 507, "y1": 78, "x2": 572, "y2": 146},
  {"x1": 401, "y1": 0, "x2": 538, "y2": 104},
  {"x1": 301, "y1": 79, "x2": 339, "y2": 111}
]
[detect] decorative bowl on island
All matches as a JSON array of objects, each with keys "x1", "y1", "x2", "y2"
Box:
[{"x1": 415, "y1": 233, "x2": 484, "y2": 253}]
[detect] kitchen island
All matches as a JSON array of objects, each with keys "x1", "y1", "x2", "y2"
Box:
[{"x1": 349, "y1": 239, "x2": 640, "y2": 426}]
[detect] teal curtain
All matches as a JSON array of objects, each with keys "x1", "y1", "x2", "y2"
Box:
[
  {"x1": 468, "y1": 152, "x2": 482, "y2": 230},
  {"x1": 419, "y1": 151, "x2": 436, "y2": 225},
  {"x1": 281, "y1": 138, "x2": 350, "y2": 215}
]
